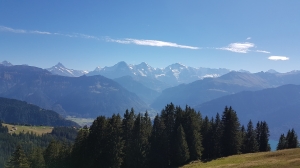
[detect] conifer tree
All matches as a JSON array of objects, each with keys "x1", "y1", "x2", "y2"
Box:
[
  {"x1": 211, "y1": 113, "x2": 222, "y2": 159},
  {"x1": 87, "y1": 116, "x2": 109, "y2": 168},
  {"x1": 243, "y1": 120, "x2": 259, "y2": 153},
  {"x1": 44, "y1": 140, "x2": 62, "y2": 168},
  {"x1": 71, "y1": 126, "x2": 89, "y2": 168},
  {"x1": 160, "y1": 103, "x2": 176, "y2": 165},
  {"x1": 106, "y1": 114, "x2": 124, "y2": 168},
  {"x1": 240, "y1": 125, "x2": 246, "y2": 153},
  {"x1": 174, "y1": 124, "x2": 190, "y2": 166},
  {"x1": 221, "y1": 106, "x2": 241, "y2": 156},
  {"x1": 5, "y1": 145, "x2": 30, "y2": 168},
  {"x1": 277, "y1": 134, "x2": 286, "y2": 150},
  {"x1": 286, "y1": 129, "x2": 298, "y2": 149},
  {"x1": 127, "y1": 112, "x2": 152, "y2": 168},
  {"x1": 182, "y1": 106, "x2": 202, "y2": 161},
  {"x1": 256, "y1": 121, "x2": 270, "y2": 151},
  {"x1": 201, "y1": 116, "x2": 212, "y2": 160},
  {"x1": 149, "y1": 114, "x2": 168, "y2": 168},
  {"x1": 28, "y1": 148, "x2": 45, "y2": 168},
  {"x1": 122, "y1": 108, "x2": 135, "y2": 168}
]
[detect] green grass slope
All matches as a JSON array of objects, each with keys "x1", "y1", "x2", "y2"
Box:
[{"x1": 182, "y1": 148, "x2": 300, "y2": 168}]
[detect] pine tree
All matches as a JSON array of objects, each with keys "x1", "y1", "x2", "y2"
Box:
[
  {"x1": 149, "y1": 114, "x2": 168, "y2": 168},
  {"x1": 211, "y1": 113, "x2": 222, "y2": 159},
  {"x1": 127, "y1": 112, "x2": 152, "y2": 168},
  {"x1": 221, "y1": 106, "x2": 241, "y2": 156},
  {"x1": 122, "y1": 108, "x2": 135, "y2": 168},
  {"x1": 240, "y1": 125, "x2": 246, "y2": 153},
  {"x1": 201, "y1": 116, "x2": 212, "y2": 160},
  {"x1": 87, "y1": 116, "x2": 109, "y2": 168},
  {"x1": 106, "y1": 114, "x2": 124, "y2": 168},
  {"x1": 44, "y1": 140, "x2": 62, "y2": 168},
  {"x1": 182, "y1": 106, "x2": 202, "y2": 161},
  {"x1": 277, "y1": 134, "x2": 286, "y2": 150},
  {"x1": 257, "y1": 121, "x2": 270, "y2": 151},
  {"x1": 160, "y1": 103, "x2": 176, "y2": 166},
  {"x1": 5, "y1": 145, "x2": 30, "y2": 168},
  {"x1": 286, "y1": 129, "x2": 298, "y2": 149},
  {"x1": 28, "y1": 148, "x2": 45, "y2": 168},
  {"x1": 71, "y1": 126, "x2": 89, "y2": 168},
  {"x1": 174, "y1": 124, "x2": 190, "y2": 166},
  {"x1": 243, "y1": 120, "x2": 259, "y2": 153}
]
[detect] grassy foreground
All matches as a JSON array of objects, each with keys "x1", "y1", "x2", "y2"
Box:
[
  {"x1": 3, "y1": 123, "x2": 53, "y2": 135},
  {"x1": 182, "y1": 148, "x2": 300, "y2": 168}
]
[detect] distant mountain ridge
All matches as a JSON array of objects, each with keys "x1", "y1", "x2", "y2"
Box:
[
  {"x1": 0, "y1": 64, "x2": 148, "y2": 118},
  {"x1": 194, "y1": 84, "x2": 300, "y2": 139},
  {"x1": 88, "y1": 61, "x2": 230, "y2": 85},
  {"x1": 151, "y1": 71, "x2": 300, "y2": 110},
  {"x1": 47, "y1": 62, "x2": 88, "y2": 77}
]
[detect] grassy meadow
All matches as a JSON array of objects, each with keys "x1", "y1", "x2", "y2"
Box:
[
  {"x1": 3, "y1": 123, "x2": 53, "y2": 135},
  {"x1": 182, "y1": 148, "x2": 300, "y2": 168}
]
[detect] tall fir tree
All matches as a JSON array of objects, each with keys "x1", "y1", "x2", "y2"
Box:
[
  {"x1": 256, "y1": 121, "x2": 270, "y2": 151},
  {"x1": 211, "y1": 113, "x2": 222, "y2": 159},
  {"x1": 243, "y1": 120, "x2": 259, "y2": 153},
  {"x1": 277, "y1": 134, "x2": 286, "y2": 150},
  {"x1": 5, "y1": 145, "x2": 30, "y2": 168},
  {"x1": 221, "y1": 106, "x2": 241, "y2": 156},
  {"x1": 286, "y1": 129, "x2": 298, "y2": 149},
  {"x1": 28, "y1": 148, "x2": 45, "y2": 168},
  {"x1": 149, "y1": 114, "x2": 169, "y2": 168},
  {"x1": 182, "y1": 106, "x2": 203, "y2": 161},
  {"x1": 174, "y1": 124, "x2": 190, "y2": 166},
  {"x1": 160, "y1": 103, "x2": 176, "y2": 166},
  {"x1": 106, "y1": 114, "x2": 124, "y2": 168},
  {"x1": 201, "y1": 116, "x2": 212, "y2": 160},
  {"x1": 122, "y1": 108, "x2": 135, "y2": 168}
]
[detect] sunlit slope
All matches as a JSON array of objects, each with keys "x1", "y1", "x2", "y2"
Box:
[{"x1": 182, "y1": 148, "x2": 300, "y2": 168}]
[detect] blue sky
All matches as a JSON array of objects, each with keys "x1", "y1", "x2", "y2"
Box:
[{"x1": 0, "y1": 1, "x2": 299, "y2": 72}]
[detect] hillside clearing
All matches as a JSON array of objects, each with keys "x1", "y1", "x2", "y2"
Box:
[
  {"x1": 3, "y1": 123, "x2": 53, "y2": 135},
  {"x1": 182, "y1": 148, "x2": 300, "y2": 168}
]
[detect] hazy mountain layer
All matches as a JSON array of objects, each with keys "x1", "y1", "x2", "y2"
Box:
[
  {"x1": 195, "y1": 84, "x2": 300, "y2": 139},
  {"x1": 0, "y1": 65, "x2": 148, "y2": 118}
]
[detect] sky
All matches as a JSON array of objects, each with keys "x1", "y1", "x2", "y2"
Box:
[{"x1": 0, "y1": 1, "x2": 299, "y2": 72}]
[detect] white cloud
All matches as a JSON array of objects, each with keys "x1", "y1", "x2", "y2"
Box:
[
  {"x1": 107, "y1": 38, "x2": 199, "y2": 49},
  {"x1": 218, "y1": 42, "x2": 255, "y2": 53},
  {"x1": 256, "y1": 50, "x2": 271, "y2": 54},
  {"x1": 75, "y1": 33, "x2": 100, "y2": 40},
  {"x1": 268, "y1": 56, "x2": 289, "y2": 61},
  {"x1": 246, "y1": 37, "x2": 251, "y2": 40},
  {"x1": 30, "y1": 30, "x2": 52, "y2": 35},
  {"x1": 0, "y1": 26, "x2": 26, "y2": 33}
]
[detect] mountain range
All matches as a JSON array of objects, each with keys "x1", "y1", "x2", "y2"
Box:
[
  {"x1": 0, "y1": 64, "x2": 147, "y2": 118},
  {"x1": 195, "y1": 84, "x2": 300, "y2": 139},
  {"x1": 150, "y1": 70, "x2": 300, "y2": 110}
]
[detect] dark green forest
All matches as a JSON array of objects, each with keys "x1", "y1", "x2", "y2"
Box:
[
  {"x1": 4, "y1": 103, "x2": 293, "y2": 168},
  {"x1": 0, "y1": 124, "x2": 77, "y2": 168},
  {"x1": 0, "y1": 97, "x2": 79, "y2": 127}
]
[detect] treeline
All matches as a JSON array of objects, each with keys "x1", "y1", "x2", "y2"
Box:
[
  {"x1": 0, "y1": 123, "x2": 77, "y2": 168},
  {"x1": 277, "y1": 129, "x2": 298, "y2": 150},
  {"x1": 0, "y1": 97, "x2": 79, "y2": 127},
  {"x1": 7, "y1": 103, "x2": 274, "y2": 168}
]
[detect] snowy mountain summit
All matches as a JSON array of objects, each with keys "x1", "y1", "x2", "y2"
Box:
[{"x1": 47, "y1": 62, "x2": 88, "y2": 77}]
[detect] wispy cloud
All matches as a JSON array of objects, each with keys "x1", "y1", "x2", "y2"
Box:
[
  {"x1": 246, "y1": 37, "x2": 251, "y2": 40},
  {"x1": 256, "y1": 50, "x2": 271, "y2": 54},
  {"x1": 30, "y1": 30, "x2": 52, "y2": 35},
  {"x1": 0, "y1": 26, "x2": 26, "y2": 33},
  {"x1": 218, "y1": 42, "x2": 255, "y2": 53},
  {"x1": 107, "y1": 38, "x2": 199, "y2": 49},
  {"x1": 268, "y1": 56, "x2": 289, "y2": 61}
]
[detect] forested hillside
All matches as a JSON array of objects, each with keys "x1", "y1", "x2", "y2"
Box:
[
  {"x1": 0, "y1": 123, "x2": 77, "y2": 168},
  {"x1": 0, "y1": 97, "x2": 79, "y2": 127},
  {"x1": 6, "y1": 103, "x2": 289, "y2": 168}
]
